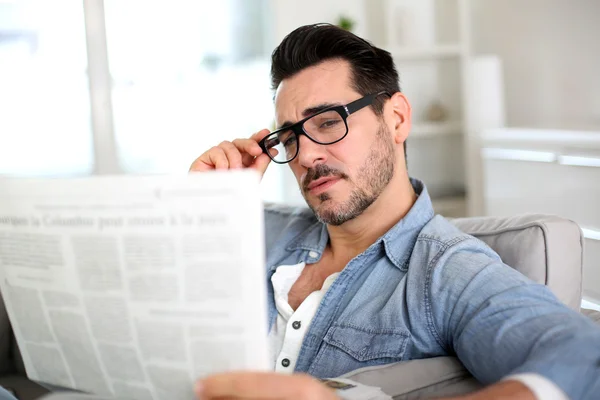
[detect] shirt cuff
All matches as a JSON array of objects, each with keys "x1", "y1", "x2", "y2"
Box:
[{"x1": 503, "y1": 373, "x2": 570, "y2": 400}]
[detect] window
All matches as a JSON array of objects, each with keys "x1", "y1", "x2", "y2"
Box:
[
  {"x1": 0, "y1": 0, "x2": 285, "y2": 202},
  {"x1": 0, "y1": 1, "x2": 92, "y2": 177},
  {"x1": 103, "y1": 0, "x2": 275, "y2": 175}
]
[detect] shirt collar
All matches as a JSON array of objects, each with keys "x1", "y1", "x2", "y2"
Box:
[
  {"x1": 285, "y1": 178, "x2": 435, "y2": 270},
  {"x1": 380, "y1": 178, "x2": 435, "y2": 270}
]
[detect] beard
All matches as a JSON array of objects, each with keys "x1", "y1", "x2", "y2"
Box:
[{"x1": 302, "y1": 123, "x2": 395, "y2": 226}]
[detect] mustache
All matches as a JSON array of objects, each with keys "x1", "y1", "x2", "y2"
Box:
[{"x1": 302, "y1": 164, "x2": 348, "y2": 192}]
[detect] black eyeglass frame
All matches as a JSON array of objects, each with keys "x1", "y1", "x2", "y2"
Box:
[{"x1": 259, "y1": 91, "x2": 391, "y2": 164}]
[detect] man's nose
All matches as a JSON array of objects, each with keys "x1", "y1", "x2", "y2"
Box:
[{"x1": 296, "y1": 134, "x2": 328, "y2": 168}]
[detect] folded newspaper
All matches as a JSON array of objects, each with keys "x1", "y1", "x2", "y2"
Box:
[{"x1": 0, "y1": 171, "x2": 390, "y2": 400}]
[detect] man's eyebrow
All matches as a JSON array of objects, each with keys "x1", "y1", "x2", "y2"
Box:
[
  {"x1": 277, "y1": 102, "x2": 342, "y2": 129},
  {"x1": 303, "y1": 102, "x2": 340, "y2": 117}
]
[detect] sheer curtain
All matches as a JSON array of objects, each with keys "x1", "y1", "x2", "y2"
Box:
[
  {"x1": 0, "y1": 0, "x2": 288, "y2": 203},
  {"x1": 0, "y1": 1, "x2": 93, "y2": 177},
  {"x1": 103, "y1": 0, "x2": 285, "y2": 202}
]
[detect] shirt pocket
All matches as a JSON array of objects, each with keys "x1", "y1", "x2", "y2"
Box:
[{"x1": 310, "y1": 323, "x2": 410, "y2": 377}]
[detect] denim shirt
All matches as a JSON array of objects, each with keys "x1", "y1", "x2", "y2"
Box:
[{"x1": 263, "y1": 179, "x2": 600, "y2": 400}]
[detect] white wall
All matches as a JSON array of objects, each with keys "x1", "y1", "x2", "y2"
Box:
[
  {"x1": 269, "y1": 0, "x2": 600, "y2": 131},
  {"x1": 469, "y1": 0, "x2": 600, "y2": 130},
  {"x1": 268, "y1": 0, "x2": 368, "y2": 45}
]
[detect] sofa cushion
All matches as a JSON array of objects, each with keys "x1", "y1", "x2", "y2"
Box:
[
  {"x1": 582, "y1": 308, "x2": 600, "y2": 324},
  {"x1": 341, "y1": 357, "x2": 482, "y2": 399}
]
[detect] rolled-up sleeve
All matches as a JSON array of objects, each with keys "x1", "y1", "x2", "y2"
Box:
[
  {"x1": 427, "y1": 249, "x2": 600, "y2": 400},
  {"x1": 505, "y1": 373, "x2": 569, "y2": 400}
]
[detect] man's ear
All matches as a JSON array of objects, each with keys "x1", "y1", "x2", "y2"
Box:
[{"x1": 388, "y1": 92, "x2": 411, "y2": 145}]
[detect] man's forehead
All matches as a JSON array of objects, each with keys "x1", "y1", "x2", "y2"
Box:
[{"x1": 273, "y1": 60, "x2": 357, "y2": 122}]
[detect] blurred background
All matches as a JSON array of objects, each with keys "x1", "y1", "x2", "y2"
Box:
[{"x1": 0, "y1": 0, "x2": 599, "y2": 306}]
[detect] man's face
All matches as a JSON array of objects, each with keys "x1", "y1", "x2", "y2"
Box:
[{"x1": 274, "y1": 59, "x2": 397, "y2": 226}]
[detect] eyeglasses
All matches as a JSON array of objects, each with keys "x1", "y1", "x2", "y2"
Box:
[{"x1": 259, "y1": 91, "x2": 391, "y2": 164}]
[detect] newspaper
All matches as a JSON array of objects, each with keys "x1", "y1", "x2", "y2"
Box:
[{"x1": 0, "y1": 171, "x2": 269, "y2": 400}]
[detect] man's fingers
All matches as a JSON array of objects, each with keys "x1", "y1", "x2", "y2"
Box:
[
  {"x1": 189, "y1": 157, "x2": 213, "y2": 172},
  {"x1": 241, "y1": 153, "x2": 255, "y2": 168},
  {"x1": 232, "y1": 138, "x2": 263, "y2": 158},
  {"x1": 250, "y1": 128, "x2": 272, "y2": 143},
  {"x1": 219, "y1": 141, "x2": 244, "y2": 169},
  {"x1": 251, "y1": 153, "x2": 272, "y2": 175},
  {"x1": 208, "y1": 147, "x2": 229, "y2": 170},
  {"x1": 197, "y1": 372, "x2": 334, "y2": 400},
  {"x1": 189, "y1": 128, "x2": 272, "y2": 174}
]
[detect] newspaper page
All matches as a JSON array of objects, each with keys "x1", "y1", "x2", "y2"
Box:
[{"x1": 0, "y1": 171, "x2": 269, "y2": 400}]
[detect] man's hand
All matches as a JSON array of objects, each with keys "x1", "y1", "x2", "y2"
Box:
[
  {"x1": 189, "y1": 129, "x2": 272, "y2": 178},
  {"x1": 195, "y1": 372, "x2": 340, "y2": 400}
]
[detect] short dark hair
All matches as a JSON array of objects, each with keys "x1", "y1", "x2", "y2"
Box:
[
  {"x1": 270, "y1": 23, "x2": 406, "y2": 157},
  {"x1": 271, "y1": 23, "x2": 401, "y2": 115}
]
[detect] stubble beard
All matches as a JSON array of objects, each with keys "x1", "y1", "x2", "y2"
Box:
[{"x1": 304, "y1": 124, "x2": 396, "y2": 226}]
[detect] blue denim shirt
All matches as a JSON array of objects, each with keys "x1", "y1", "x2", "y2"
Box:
[{"x1": 263, "y1": 179, "x2": 600, "y2": 400}]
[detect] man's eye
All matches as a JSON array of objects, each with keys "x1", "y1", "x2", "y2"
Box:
[
  {"x1": 266, "y1": 137, "x2": 280, "y2": 147},
  {"x1": 320, "y1": 120, "x2": 340, "y2": 129},
  {"x1": 283, "y1": 136, "x2": 297, "y2": 146}
]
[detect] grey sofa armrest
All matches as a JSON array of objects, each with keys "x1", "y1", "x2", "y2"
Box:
[
  {"x1": 341, "y1": 357, "x2": 482, "y2": 399},
  {"x1": 582, "y1": 308, "x2": 600, "y2": 324}
]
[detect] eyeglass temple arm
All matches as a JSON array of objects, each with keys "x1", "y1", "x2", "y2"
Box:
[{"x1": 345, "y1": 91, "x2": 391, "y2": 115}]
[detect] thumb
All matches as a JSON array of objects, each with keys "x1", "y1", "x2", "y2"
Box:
[{"x1": 252, "y1": 153, "x2": 272, "y2": 176}]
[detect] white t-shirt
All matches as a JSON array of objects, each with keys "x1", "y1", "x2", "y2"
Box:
[{"x1": 268, "y1": 261, "x2": 339, "y2": 372}]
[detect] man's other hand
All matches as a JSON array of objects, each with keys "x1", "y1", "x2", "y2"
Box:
[
  {"x1": 195, "y1": 372, "x2": 340, "y2": 400},
  {"x1": 189, "y1": 129, "x2": 272, "y2": 177}
]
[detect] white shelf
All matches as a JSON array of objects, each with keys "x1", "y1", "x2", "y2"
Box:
[
  {"x1": 382, "y1": 0, "x2": 483, "y2": 216},
  {"x1": 389, "y1": 44, "x2": 463, "y2": 61},
  {"x1": 432, "y1": 195, "x2": 467, "y2": 218},
  {"x1": 411, "y1": 121, "x2": 462, "y2": 138}
]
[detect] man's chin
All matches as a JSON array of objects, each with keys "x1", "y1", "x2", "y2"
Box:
[
  {"x1": 314, "y1": 207, "x2": 354, "y2": 226},
  {"x1": 306, "y1": 197, "x2": 347, "y2": 225},
  {"x1": 305, "y1": 185, "x2": 378, "y2": 226}
]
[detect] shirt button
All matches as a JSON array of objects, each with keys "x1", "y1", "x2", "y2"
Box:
[
  {"x1": 281, "y1": 358, "x2": 291, "y2": 368},
  {"x1": 292, "y1": 321, "x2": 301, "y2": 330},
  {"x1": 309, "y1": 251, "x2": 318, "y2": 258}
]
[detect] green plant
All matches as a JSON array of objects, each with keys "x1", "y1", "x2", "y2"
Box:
[{"x1": 336, "y1": 15, "x2": 355, "y2": 32}]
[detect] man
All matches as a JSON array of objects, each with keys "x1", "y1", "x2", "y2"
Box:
[{"x1": 190, "y1": 24, "x2": 600, "y2": 400}]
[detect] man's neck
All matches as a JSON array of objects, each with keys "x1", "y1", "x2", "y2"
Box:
[{"x1": 326, "y1": 174, "x2": 417, "y2": 261}]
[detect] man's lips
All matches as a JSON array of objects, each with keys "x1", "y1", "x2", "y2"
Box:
[{"x1": 306, "y1": 176, "x2": 341, "y2": 195}]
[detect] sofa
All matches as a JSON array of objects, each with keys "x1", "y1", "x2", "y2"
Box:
[{"x1": 1, "y1": 213, "x2": 599, "y2": 400}]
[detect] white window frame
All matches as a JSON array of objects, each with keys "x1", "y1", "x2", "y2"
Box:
[{"x1": 82, "y1": 0, "x2": 120, "y2": 174}]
